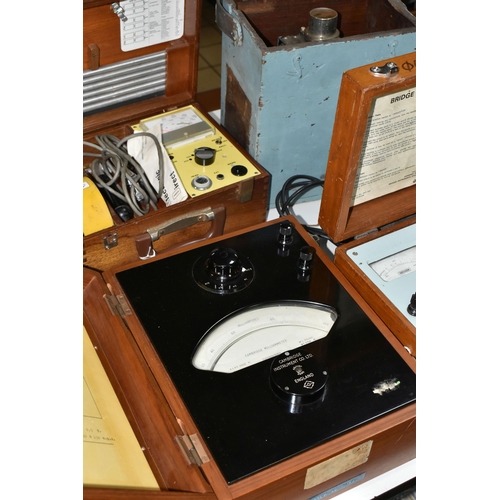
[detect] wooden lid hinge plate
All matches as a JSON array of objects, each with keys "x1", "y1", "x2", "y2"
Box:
[
  {"x1": 175, "y1": 434, "x2": 210, "y2": 467},
  {"x1": 104, "y1": 293, "x2": 132, "y2": 317}
]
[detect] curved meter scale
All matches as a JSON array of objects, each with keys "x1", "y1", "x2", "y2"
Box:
[{"x1": 192, "y1": 301, "x2": 338, "y2": 373}]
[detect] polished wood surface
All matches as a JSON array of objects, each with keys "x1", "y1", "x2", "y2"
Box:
[
  {"x1": 84, "y1": 269, "x2": 215, "y2": 496},
  {"x1": 318, "y1": 52, "x2": 416, "y2": 243},
  {"x1": 83, "y1": 0, "x2": 269, "y2": 272},
  {"x1": 83, "y1": 2, "x2": 415, "y2": 495},
  {"x1": 84, "y1": 491, "x2": 216, "y2": 500},
  {"x1": 318, "y1": 53, "x2": 416, "y2": 355},
  {"x1": 83, "y1": 105, "x2": 270, "y2": 272},
  {"x1": 83, "y1": 0, "x2": 201, "y2": 137}
]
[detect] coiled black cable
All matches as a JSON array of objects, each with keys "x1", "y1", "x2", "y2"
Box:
[
  {"x1": 275, "y1": 174, "x2": 330, "y2": 240},
  {"x1": 83, "y1": 132, "x2": 165, "y2": 218}
]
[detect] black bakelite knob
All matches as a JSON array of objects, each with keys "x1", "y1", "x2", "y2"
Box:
[
  {"x1": 298, "y1": 246, "x2": 315, "y2": 271},
  {"x1": 270, "y1": 349, "x2": 328, "y2": 413},
  {"x1": 194, "y1": 147, "x2": 216, "y2": 166},
  {"x1": 407, "y1": 293, "x2": 416, "y2": 317},
  {"x1": 205, "y1": 248, "x2": 242, "y2": 282},
  {"x1": 278, "y1": 222, "x2": 293, "y2": 246},
  {"x1": 193, "y1": 247, "x2": 254, "y2": 294},
  {"x1": 231, "y1": 165, "x2": 248, "y2": 176}
]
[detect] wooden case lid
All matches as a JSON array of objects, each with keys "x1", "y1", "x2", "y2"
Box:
[
  {"x1": 83, "y1": 0, "x2": 202, "y2": 138},
  {"x1": 318, "y1": 52, "x2": 416, "y2": 243},
  {"x1": 83, "y1": 267, "x2": 215, "y2": 497}
]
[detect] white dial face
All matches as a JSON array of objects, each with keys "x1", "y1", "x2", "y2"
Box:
[
  {"x1": 159, "y1": 109, "x2": 203, "y2": 133},
  {"x1": 369, "y1": 246, "x2": 416, "y2": 282},
  {"x1": 133, "y1": 106, "x2": 215, "y2": 147},
  {"x1": 192, "y1": 301, "x2": 337, "y2": 374}
]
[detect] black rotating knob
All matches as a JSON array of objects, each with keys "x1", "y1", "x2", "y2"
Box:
[
  {"x1": 278, "y1": 222, "x2": 293, "y2": 246},
  {"x1": 298, "y1": 246, "x2": 315, "y2": 271},
  {"x1": 277, "y1": 222, "x2": 293, "y2": 256},
  {"x1": 297, "y1": 246, "x2": 315, "y2": 281},
  {"x1": 206, "y1": 248, "x2": 243, "y2": 282},
  {"x1": 270, "y1": 348, "x2": 328, "y2": 413},
  {"x1": 407, "y1": 293, "x2": 416, "y2": 317},
  {"x1": 193, "y1": 247, "x2": 254, "y2": 294},
  {"x1": 194, "y1": 147, "x2": 216, "y2": 166}
]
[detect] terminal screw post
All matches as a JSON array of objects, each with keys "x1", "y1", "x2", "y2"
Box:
[{"x1": 111, "y1": 2, "x2": 128, "y2": 22}]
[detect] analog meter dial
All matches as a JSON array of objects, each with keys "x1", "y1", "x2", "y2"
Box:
[
  {"x1": 369, "y1": 246, "x2": 416, "y2": 282},
  {"x1": 132, "y1": 106, "x2": 215, "y2": 147},
  {"x1": 191, "y1": 301, "x2": 337, "y2": 373}
]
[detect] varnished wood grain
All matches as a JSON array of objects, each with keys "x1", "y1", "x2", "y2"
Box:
[
  {"x1": 83, "y1": 488, "x2": 217, "y2": 500},
  {"x1": 317, "y1": 52, "x2": 416, "y2": 356},
  {"x1": 84, "y1": 268, "x2": 214, "y2": 495},
  {"x1": 98, "y1": 215, "x2": 416, "y2": 500},
  {"x1": 83, "y1": 0, "x2": 269, "y2": 272},
  {"x1": 83, "y1": 104, "x2": 270, "y2": 272},
  {"x1": 83, "y1": 0, "x2": 201, "y2": 136},
  {"x1": 318, "y1": 52, "x2": 416, "y2": 243},
  {"x1": 83, "y1": 1, "x2": 415, "y2": 495}
]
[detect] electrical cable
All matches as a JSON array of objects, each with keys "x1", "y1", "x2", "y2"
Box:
[
  {"x1": 275, "y1": 174, "x2": 331, "y2": 241},
  {"x1": 83, "y1": 132, "x2": 165, "y2": 219}
]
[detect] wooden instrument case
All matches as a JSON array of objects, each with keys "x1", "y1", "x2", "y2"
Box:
[
  {"x1": 318, "y1": 52, "x2": 416, "y2": 357},
  {"x1": 83, "y1": 5, "x2": 415, "y2": 496},
  {"x1": 83, "y1": 0, "x2": 270, "y2": 272},
  {"x1": 84, "y1": 215, "x2": 416, "y2": 499}
]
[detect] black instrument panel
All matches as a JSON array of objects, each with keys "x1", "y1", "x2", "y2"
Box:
[{"x1": 115, "y1": 220, "x2": 416, "y2": 485}]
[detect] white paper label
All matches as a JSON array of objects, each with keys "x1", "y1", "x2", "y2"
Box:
[
  {"x1": 119, "y1": 0, "x2": 185, "y2": 52},
  {"x1": 351, "y1": 87, "x2": 416, "y2": 206}
]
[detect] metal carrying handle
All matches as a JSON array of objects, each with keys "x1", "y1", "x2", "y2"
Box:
[
  {"x1": 136, "y1": 205, "x2": 226, "y2": 260},
  {"x1": 370, "y1": 62, "x2": 399, "y2": 77},
  {"x1": 215, "y1": 0, "x2": 243, "y2": 46}
]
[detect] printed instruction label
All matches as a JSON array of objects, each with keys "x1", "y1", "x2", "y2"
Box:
[
  {"x1": 351, "y1": 87, "x2": 416, "y2": 206},
  {"x1": 119, "y1": 0, "x2": 185, "y2": 52}
]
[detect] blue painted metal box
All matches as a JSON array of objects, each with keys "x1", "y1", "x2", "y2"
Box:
[{"x1": 216, "y1": 0, "x2": 416, "y2": 207}]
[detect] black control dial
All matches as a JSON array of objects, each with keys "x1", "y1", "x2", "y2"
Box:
[
  {"x1": 193, "y1": 247, "x2": 254, "y2": 294},
  {"x1": 231, "y1": 165, "x2": 248, "y2": 176},
  {"x1": 270, "y1": 348, "x2": 328, "y2": 413},
  {"x1": 194, "y1": 147, "x2": 216, "y2": 166},
  {"x1": 206, "y1": 248, "x2": 242, "y2": 281},
  {"x1": 407, "y1": 293, "x2": 416, "y2": 317}
]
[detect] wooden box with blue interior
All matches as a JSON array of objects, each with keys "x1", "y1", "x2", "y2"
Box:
[
  {"x1": 318, "y1": 52, "x2": 416, "y2": 357},
  {"x1": 83, "y1": 0, "x2": 270, "y2": 272}
]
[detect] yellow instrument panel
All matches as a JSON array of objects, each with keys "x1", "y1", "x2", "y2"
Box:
[{"x1": 132, "y1": 105, "x2": 260, "y2": 198}]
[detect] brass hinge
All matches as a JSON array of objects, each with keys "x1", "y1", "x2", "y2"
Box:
[
  {"x1": 104, "y1": 293, "x2": 132, "y2": 317},
  {"x1": 175, "y1": 433, "x2": 210, "y2": 467}
]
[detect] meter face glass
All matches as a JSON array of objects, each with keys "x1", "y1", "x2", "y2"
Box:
[
  {"x1": 369, "y1": 245, "x2": 416, "y2": 282},
  {"x1": 132, "y1": 106, "x2": 215, "y2": 147},
  {"x1": 346, "y1": 224, "x2": 416, "y2": 327},
  {"x1": 159, "y1": 108, "x2": 204, "y2": 133},
  {"x1": 192, "y1": 301, "x2": 337, "y2": 373}
]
